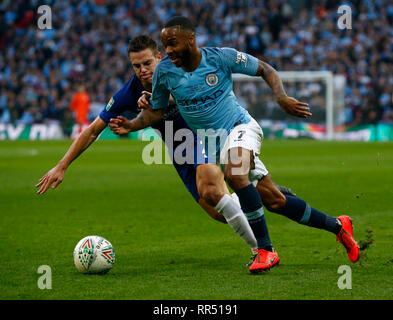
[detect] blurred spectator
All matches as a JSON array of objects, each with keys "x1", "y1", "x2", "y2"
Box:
[
  {"x1": 70, "y1": 84, "x2": 90, "y2": 126},
  {"x1": 0, "y1": 0, "x2": 392, "y2": 131}
]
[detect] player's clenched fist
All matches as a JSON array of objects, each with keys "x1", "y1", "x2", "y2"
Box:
[
  {"x1": 276, "y1": 96, "x2": 312, "y2": 119},
  {"x1": 109, "y1": 116, "x2": 132, "y2": 135},
  {"x1": 137, "y1": 91, "x2": 151, "y2": 109}
]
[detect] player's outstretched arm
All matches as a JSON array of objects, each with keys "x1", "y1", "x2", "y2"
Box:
[
  {"x1": 35, "y1": 117, "x2": 107, "y2": 194},
  {"x1": 109, "y1": 91, "x2": 165, "y2": 135},
  {"x1": 109, "y1": 107, "x2": 165, "y2": 135},
  {"x1": 256, "y1": 61, "x2": 312, "y2": 119}
]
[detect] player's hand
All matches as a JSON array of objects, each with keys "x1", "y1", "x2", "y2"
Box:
[
  {"x1": 276, "y1": 96, "x2": 312, "y2": 118},
  {"x1": 137, "y1": 91, "x2": 152, "y2": 110},
  {"x1": 35, "y1": 165, "x2": 65, "y2": 194},
  {"x1": 109, "y1": 115, "x2": 131, "y2": 135}
]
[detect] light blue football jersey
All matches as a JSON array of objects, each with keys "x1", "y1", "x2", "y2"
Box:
[{"x1": 151, "y1": 47, "x2": 259, "y2": 135}]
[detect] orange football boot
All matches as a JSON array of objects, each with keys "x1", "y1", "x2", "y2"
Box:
[
  {"x1": 336, "y1": 215, "x2": 359, "y2": 263},
  {"x1": 249, "y1": 249, "x2": 280, "y2": 273},
  {"x1": 246, "y1": 248, "x2": 259, "y2": 267}
]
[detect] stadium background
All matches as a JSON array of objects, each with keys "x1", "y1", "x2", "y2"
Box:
[
  {"x1": 1, "y1": 0, "x2": 393, "y2": 301},
  {"x1": 1, "y1": 0, "x2": 393, "y2": 140}
]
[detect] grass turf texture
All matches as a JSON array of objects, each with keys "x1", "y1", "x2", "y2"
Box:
[{"x1": 0, "y1": 139, "x2": 392, "y2": 300}]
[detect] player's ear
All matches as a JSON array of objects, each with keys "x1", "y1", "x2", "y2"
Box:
[
  {"x1": 189, "y1": 32, "x2": 196, "y2": 44},
  {"x1": 156, "y1": 52, "x2": 163, "y2": 61}
]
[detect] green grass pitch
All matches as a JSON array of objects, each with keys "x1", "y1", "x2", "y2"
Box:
[{"x1": 0, "y1": 138, "x2": 392, "y2": 300}]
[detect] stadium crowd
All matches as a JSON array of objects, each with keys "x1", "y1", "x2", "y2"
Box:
[{"x1": 0, "y1": 0, "x2": 392, "y2": 131}]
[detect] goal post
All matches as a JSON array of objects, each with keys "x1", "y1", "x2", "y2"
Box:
[{"x1": 232, "y1": 71, "x2": 343, "y2": 140}]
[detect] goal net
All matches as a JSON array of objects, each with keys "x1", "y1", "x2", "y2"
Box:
[{"x1": 232, "y1": 71, "x2": 346, "y2": 140}]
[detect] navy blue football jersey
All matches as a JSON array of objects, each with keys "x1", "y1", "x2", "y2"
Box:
[
  {"x1": 100, "y1": 74, "x2": 188, "y2": 142},
  {"x1": 99, "y1": 74, "x2": 213, "y2": 202}
]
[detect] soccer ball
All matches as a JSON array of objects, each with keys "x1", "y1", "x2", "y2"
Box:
[{"x1": 73, "y1": 235, "x2": 115, "y2": 274}]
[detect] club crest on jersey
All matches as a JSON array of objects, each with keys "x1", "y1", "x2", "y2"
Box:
[{"x1": 205, "y1": 73, "x2": 219, "y2": 87}]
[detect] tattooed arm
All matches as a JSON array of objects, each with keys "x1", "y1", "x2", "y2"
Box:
[
  {"x1": 108, "y1": 107, "x2": 165, "y2": 135},
  {"x1": 256, "y1": 61, "x2": 312, "y2": 118}
]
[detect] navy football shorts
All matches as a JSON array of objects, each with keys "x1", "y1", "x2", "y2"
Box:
[{"x1": 171, "y1": 136, "x2": 215, "y2": 202}]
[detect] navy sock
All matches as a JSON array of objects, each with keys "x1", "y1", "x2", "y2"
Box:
[
  {"x1": 273, "y1": 195, "x2": 341, "y2": 234},
  {"x1": 235, "y1": 184, "x2": 273, "y2": 251}
]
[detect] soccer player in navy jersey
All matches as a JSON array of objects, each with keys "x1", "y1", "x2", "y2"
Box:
[
  {"x1": 133, "y1": 16, "x2": 359, "y2": 272},
  {"x1": 35, "y1": 35, "x2": 272, "y2": 259}
]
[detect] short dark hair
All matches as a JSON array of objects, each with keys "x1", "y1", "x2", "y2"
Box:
[
  {"x1": 164, "y1": 16, "x2": 195, "y2": 33},
  {"x1": 127, "y1": 35, "x2": 158, "y2": 56}
]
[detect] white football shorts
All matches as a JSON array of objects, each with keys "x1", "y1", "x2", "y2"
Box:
[{"x1": 220, "y1": 117, "x2": 268, "y2": 184}]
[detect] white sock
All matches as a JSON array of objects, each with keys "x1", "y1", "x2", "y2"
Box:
[
  {"x1": 231, "y1": 192, "x2": 241, "y2": 207},
  {"x1": 215, "y1": 194, "x2": 258, "y2": 250},
  {"x1": 231, "y1": 193, "x2": 256, "y2": 254}
]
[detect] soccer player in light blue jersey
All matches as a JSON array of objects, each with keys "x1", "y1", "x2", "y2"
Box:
[
  {"x1": 146, "y1": 16, "x2": 359, "y2": 272},
  {"x1": 36, "y1": 35, "x2": 263, "y2": 260}
]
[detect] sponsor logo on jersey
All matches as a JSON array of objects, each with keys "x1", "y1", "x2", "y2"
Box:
[{"x1": 177, "y1": 89, "x2": 224, "y2": 110}]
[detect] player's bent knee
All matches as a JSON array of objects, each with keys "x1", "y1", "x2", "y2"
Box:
[
  {"x1": 264, "y1": 193, "x2": 286, "y2": 212},
  {"x1": 199, "y1": 184, "x2": 224, "y2": 207},
  {"x1": 256, "y1": 177, "x2": 287, "y2": 212},
  {"x1": 224, "y1": 171, "x2": 250, "y2": 191}
]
